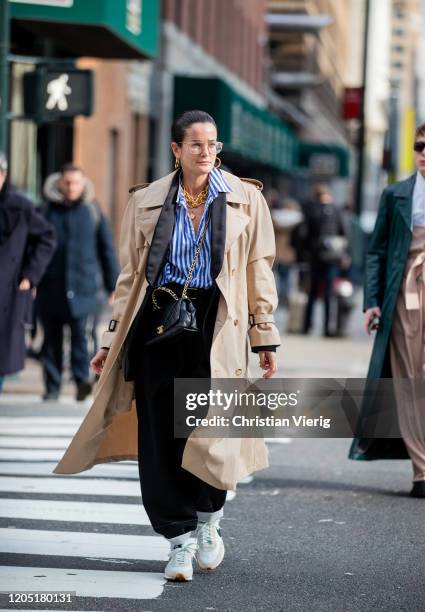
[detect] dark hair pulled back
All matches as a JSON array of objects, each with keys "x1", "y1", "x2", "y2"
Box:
[{"x1": 171, "y1": 110, "x2": 217, "y2": 143}]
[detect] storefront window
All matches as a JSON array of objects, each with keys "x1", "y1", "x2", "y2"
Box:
[{"x1": 9, "y1": 62, "x2": 39, "y2": 200}]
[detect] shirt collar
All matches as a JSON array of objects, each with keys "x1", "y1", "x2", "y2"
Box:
[{"x1": 177, "y1": 167, "x2": 232, "y2": 208}]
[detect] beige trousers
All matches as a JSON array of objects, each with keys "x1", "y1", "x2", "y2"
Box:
[{"x1": 390, "y1": 226, "x2": 425, "y2": 482}]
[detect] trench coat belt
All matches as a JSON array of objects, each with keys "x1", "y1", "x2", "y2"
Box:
[{"x1": 405, "y1": 250, "x2": 425, "y2": 310}]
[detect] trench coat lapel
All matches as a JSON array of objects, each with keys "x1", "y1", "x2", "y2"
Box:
[
  {"x1": 220, "y1": 172, "x2": 252, "y2": 261},
  {"x1": 144, "y1": 172, "x2": 179, "y2": 285},
  {"x1": 210, "y1": 192, "x2": 226, "y2": 279},
  {"x1": 394, "y1": 174, "x2": 416, "y2": 232},
  {"x1": 208, "y1": 182, "x2": 251, "y2": 278}
]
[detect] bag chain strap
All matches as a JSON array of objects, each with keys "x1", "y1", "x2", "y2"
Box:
[{"x1": 152, "y1": 211, "x2": 211, "y2": 310}]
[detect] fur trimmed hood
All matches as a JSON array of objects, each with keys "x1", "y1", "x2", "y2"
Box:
[{"x1": 43, "y1": 172, "x2": 95, "y2": 204}]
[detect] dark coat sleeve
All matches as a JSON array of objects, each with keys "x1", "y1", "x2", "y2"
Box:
[
  {"x1": 336, "y1": 207, "x2": 347, "y2": 237},
  {"x1": 363, "y1": 187, "x2": 391, "y2": 312},
  {"x1": 21, "y1": 205, "x2": 57, "y2": 286},
  {"x1": 96, "y1": 213, "x2": 120, "y2": 293}
]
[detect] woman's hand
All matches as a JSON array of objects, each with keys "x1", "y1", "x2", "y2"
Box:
[
  {"x1": 259, "y1": 351, "x2": 278, "y2": 378},
  {"x1": 364, "y1": 307, "x2": 381, "y2": 335},
  {"x1": 19, "y1": 278, "x2": 31, "y2": 291},
  {"x1": 90, "y1": 348, "x2": 109, "y2": 375}
]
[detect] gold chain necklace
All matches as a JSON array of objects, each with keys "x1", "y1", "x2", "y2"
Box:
[{"x1": 182, "y1": 182, "x2": 209, "y2": 209}]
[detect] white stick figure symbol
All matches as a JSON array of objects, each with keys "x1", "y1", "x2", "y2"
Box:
[{"x1": 46, "y1": 74, "x2": 72, "y2": 111}]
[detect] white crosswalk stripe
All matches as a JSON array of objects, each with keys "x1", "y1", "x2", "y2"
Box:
[
  {"x1": 0, "y1": 436, "x2": 73, "y2": 449},
  {"x1": 0, "y1": 461, "x2": 139, "y2": 479},
  {"x1": 0, "y1": 448, "x2": 66, "y2": 461},
  {"x1": 0, "y1": 566, "x2": 165, "y2": 600},
  {"x1": 0, "y1": 476, "x2": 141, "y2": 496},
  {"x1": 0, "y1": 528, "x2": 169, "y2": 561},
  {"x1": 0, "y1": 498, "x2": 149, "y2": 525},
  {"x1": 0, "y1": 411, "x2": 167, "y2": 602}
]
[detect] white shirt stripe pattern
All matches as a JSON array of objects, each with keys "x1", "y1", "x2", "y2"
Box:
[{"x1": 157, "y1": 167, "x2": 232, "y2": 288}]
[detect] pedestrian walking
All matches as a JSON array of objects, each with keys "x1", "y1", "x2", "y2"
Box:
[
  {"x1": 302, "y1": 184, "x2": 347, "y2": 336},
  {"x1": 37, "y1": 163, "x2": 119, "y2": 401},
  {"x1": 53, "y1": 110, "x2": 280, "y2": 581},
  {"x1": 350, "y1": 123, "x2": 425, "y2": 498},
  {"x1": 268, "y1": 189, "x2": 303, "y2": 306},
  {"x1": 0, "y1": 152, "x2": 56, "y2": 392}
]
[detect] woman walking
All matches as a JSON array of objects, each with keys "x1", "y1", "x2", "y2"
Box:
[
  {"x1": 350, "y1": 123, "x2": 425, "y2": 498},
  {"x1": 54, "y1": 110, "x2": 280, "y2": 580}
]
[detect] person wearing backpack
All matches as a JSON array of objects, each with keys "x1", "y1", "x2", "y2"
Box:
[{"x1": 37, "y1": 163, "x2": 119, "y2": 401}]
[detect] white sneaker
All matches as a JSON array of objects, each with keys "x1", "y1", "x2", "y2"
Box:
[
  {"x1": 164, "y1": 538, "x2": 198, "y2": 581},
  {"x1": 196, "y1": 521, "x2": 225, "y2": 570}
]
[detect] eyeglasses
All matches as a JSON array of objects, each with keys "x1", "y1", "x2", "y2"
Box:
[
  {"x1": 413, "y1": 141, "x2": 425, "y2": 153},
  {"x1": 180, "y1": 141, "x2": 223, "y2": 155}
]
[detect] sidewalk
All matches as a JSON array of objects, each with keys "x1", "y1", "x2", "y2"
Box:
[
  {"x1": 2, "y1": 312, "x2": 112, "y2": 398},
  {"x1": 2, "y1": 297, "x2": 373, "y2": 397}
]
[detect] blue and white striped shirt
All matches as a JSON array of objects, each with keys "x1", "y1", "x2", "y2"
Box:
[{"x1": 157, "y1": 167, "x2": 232, "y2": 288}]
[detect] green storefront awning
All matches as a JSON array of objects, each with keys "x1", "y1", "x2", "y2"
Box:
[
  {"x1": 174, "y1": 76, "x2": 298, "y2": 174},
  {"x1": 10, "y1": 0, "x2": 159, "y2": 59},
  {"x1": 298, "y1": 142, "x2": 350, "y2": 178}
]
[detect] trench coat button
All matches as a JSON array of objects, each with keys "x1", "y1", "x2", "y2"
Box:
[
  {"x1": 233, "y1": 319, "x2": 239, "y2": 326},
  {"x1": 67, "y1": 290, "x2": 74, "y2": 299},
  {"x1": 231, "y1": 268, "x2": 236, "y2": 276},
  {"x1": 235, "y1": 368, "x2": 242, "y2": 376}
]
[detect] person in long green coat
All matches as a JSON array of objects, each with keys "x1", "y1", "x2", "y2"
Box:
[{"x1": 349, "y1": 122, "x2": 425, "y2": 498}]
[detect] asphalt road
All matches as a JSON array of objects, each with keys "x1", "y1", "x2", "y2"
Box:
[{"x1": 0, "y1": 397, "x2": 422, "y2": 612}]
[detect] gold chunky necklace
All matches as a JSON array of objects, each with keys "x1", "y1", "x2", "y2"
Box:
[{"x1": 182, "y1": 182, "x2": 209, "y2": 209}]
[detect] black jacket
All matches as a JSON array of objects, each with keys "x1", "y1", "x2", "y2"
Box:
[
  {"x1": 302, "y1": 200, "x2": 346, "y2": 261},
  {"x1": 0, "y1": 184, "x2": 56, "y2": 375},
  {"x1": 37, "y1": 173, "x2": 119, "y2": 318}
]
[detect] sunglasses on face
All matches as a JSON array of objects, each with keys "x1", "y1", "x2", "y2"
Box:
[{"x1": 413, "y1": 141, "x2": 425, "y2": 153}]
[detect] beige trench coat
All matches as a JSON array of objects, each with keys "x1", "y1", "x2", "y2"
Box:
[{"x1": 53, "y1": 170, "x2": 281, "y2": 490}]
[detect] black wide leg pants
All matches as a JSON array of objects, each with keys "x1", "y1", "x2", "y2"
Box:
[{"x1": 133, "y1": 284, "x2": 227, "y2": 539}]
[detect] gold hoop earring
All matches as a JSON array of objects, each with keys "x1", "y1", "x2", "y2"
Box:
[
  {"x1": 215, "y1": 157, "x2": 222, "y2": 169},
  {"x1": 174, "y1": 158, "x2": 180, "y2": 169}
]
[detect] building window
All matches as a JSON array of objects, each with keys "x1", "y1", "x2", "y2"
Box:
[
  {"x1": 392, "y1": 28, "x2": 405, "y2": 36},
  {"x1": 392, "y1": 61, "x2": 403, "y2": 69}
]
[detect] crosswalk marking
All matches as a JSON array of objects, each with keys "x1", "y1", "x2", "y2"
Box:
[
  {"x1": 0, "y1": 449, "x2": 65, "y2": 461},
  {"x1": 0, "y1": 498, "x2": 150, "y2": 525},
  {"x1": 0, "y1": 462, "x2": 138, "y2": 479},
  {"x1": 0, "y1": 425, "x2": 78, "y2": 436},
  {"x1": 0, "y1": 476, "x2": 141, "y2": 496},
  {"x1": 0, "y1": 566, "x2": 165, "y2": 600},
  {"x1": 0, "y1": 406, "x2": 245, "y2": 603},
  {"x1": 0, "y1": 408, "x2": 170, "y2": 603},
  {"x1": 0, "y1": 416, "x2": 82, "y2": 425},
  {"x1": 0, "y1": 528, "x2": 169, "y2": 561},
  {"x1": 0, "y1": 437, "x2": 71, "y2": 449}
]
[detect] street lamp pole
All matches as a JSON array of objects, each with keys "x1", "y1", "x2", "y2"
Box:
[
  {"x1": 0, "y1": 0, "x2": 10, "y2": 154},
  {"x1": 355, "y1": 0, "x2": 371, "y2": 216}
]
